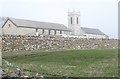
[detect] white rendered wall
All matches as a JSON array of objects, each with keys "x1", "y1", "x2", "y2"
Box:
[
  {"x1": 3, "y1": 20, "x2": 35, "y2": 35},
  {"x1": 84, "y1": 34, "x2": 107, "y2": 38},
  {"x1": 44, "y1": 29, "x2": 49, "y2": 35},
  {"x1": 38, "y1": 29, "x2": 42, "y2": 35},
  {"x1": 50, "y1": 30, "x2": 55, "y2": 35},
  {"x1": 56, "y1": 30, "x2": 60, "y2": 35}
]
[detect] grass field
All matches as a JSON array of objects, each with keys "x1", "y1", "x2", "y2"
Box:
[{"x1": 2, "y1": 49, "x2": 118, "y2": 77}]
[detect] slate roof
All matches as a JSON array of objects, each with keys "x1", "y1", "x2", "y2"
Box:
[
  {"x1": 81, "y1": 27, "x2": 106, "y2": 35},
  {"x1": 3, "y1": 17, "x2": 71, "y2": 31}
]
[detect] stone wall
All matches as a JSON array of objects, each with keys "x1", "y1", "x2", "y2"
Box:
[{"x1": 2, "y1": 35, "x2": 118, "y2": 51}]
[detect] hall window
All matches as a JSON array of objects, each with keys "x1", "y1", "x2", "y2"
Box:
[
  {"x1": 60, "y1": 31, "x2": 62, "y2": 34},
  {"x1": 36, "y1": 29, "x2": 38, "y2": 32},
  {"x1": 42, "y1": 29, "x2": 44, "y2": 34},
  {"x1": 9, "y1": 24, "x2": 11, "y2": 27}
]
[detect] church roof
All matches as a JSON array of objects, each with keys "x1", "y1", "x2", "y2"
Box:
[
  {"x1": 2, "y1": 17, "x2": 71, "y2": 31},
  {"x1": 81, "y1": 27, "x2": 106, "y2": 35}
]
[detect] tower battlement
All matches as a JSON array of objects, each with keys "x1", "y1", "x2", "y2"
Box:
[
  {"x1": 68, "y1": 9, "x2": 80, "y2": 15},
  {"x1": 68, "y1": 11, "x2": 80, "y2": 15}
]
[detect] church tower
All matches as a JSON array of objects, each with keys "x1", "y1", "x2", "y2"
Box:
[{"x1": 68, "y1": 10, "x2": 81, "y2": 35}]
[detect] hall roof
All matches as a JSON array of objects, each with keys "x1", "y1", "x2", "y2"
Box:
[{"x1": 2, "y1": 17, "x2": 71, "y2": 31}]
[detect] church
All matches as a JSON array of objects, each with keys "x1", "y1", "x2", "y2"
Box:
[
  {"x1": 67, "y1": 11, "x2": 108, "y2": 38},
  {"x1": 0, "y1": 11, "x2": 108, "y2": 38}
]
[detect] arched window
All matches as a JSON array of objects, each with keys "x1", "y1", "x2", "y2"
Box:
[
  {"x1": 77, "y1": 17, "x2": 78, "y2": 24},
  {"x1": 54, "y1": 30, "x2": 56, "y2": 35},
  {"x1": 71, "y1": 17, "x2": 72, "y2": 24},
  {"x1": 9, "y1": 24, "x2": 11, "y2": 27}
]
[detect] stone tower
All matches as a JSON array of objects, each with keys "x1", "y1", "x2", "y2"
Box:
[{"x1": 68, "y1": 10, "x2": 81, "y2": 35}]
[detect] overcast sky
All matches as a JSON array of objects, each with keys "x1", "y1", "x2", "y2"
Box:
[{"x1": 0, "y1": 0, "x2": 119, "y2": 38}]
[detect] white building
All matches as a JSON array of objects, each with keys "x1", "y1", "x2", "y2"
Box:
[{"x1": 0, "y1": 10, "x2": 108, "y2": 38}]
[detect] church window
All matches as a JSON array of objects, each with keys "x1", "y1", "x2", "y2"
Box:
[
  {"x1": 49, "y1": 30, "x2": 51, "y2": 35},
  {"x1": 77, "y1": 17, "x2": 78, "y2": 24},
  {"x1": 54, "y1": 30, "x2": 56, "y2": 35},
  {"x1": 71, "y1": 17, "x2": 72, "y2": 24}
]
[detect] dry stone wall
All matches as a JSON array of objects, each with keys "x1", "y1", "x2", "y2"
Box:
[{"x1": 2, "y1": 35, "x2": 118, "y2": 52}]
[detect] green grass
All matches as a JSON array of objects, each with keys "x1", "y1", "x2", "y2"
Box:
[{"x1": 2, "y1": 49, "x2": 118, "y2": 77}]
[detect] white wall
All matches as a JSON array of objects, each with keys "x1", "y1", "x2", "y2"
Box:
[
  {"x1": 84, "y1": 34, "x2": 107, "y2": 38},
  {"x1": 3, "y1": 20, "x2": 35, "y2": 35},
  {"x1": 3, "y1": 20, "x2": 18, "y2": 35}
]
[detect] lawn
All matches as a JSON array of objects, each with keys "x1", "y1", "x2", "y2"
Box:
[{"x1": 2, "y1": 49, "x2": 118, "y2": 77}]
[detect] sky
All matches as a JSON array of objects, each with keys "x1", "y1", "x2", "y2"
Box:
[{"x1": 0, "y1": 0, "x2": 119, "y2": 39}]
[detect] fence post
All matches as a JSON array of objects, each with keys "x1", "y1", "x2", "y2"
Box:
[
  {"x1": 0, "y1": 26, "x2": 2, "y2": 66},
  {"x1": 0, "y1": 26, "x2": 3, "y2": 77}
]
